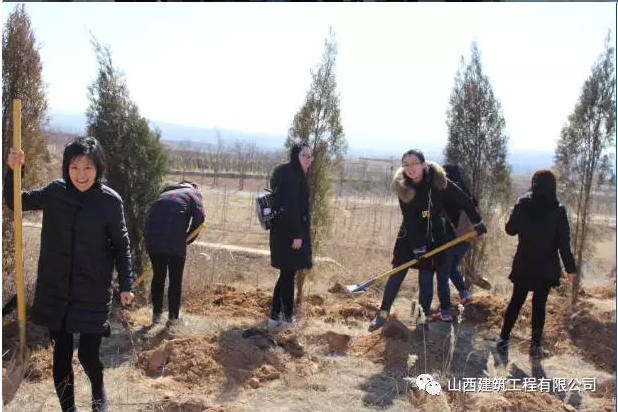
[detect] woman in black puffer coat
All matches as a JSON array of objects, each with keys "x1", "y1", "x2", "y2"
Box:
[
  {"x1": 497, "y1": 169, "x2": 576, "y2": 360},
  {"x1": 368, "y1": 149, "x2": 486, "y2": 332},
  {"x1": 267, "y1": 142, "x2": 313, "y2": 329},
  {"x1": 5, "y1": 136, "x2": 134, "y2": 412}
]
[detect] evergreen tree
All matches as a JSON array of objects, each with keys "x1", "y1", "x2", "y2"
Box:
[
  {"x1": 444, "y1": 40, "x2": 512, "y2": 284},
  {"x1": 554, "y1": 31, "x2": 616, "y2": 304},
  {"x1": 2, "y1": 5, "x2": 49, "y2": 297},
  {"x1": 86, "y1": 38, "x2": 169, "y2": 281},
  {"x1": 284, "y1": 28, "x2": 347, "y2": 303}
]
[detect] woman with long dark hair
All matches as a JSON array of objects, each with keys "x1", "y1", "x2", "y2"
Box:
[
  {"x1": 267, "y1": 142, "x2": 313, "y2": 329},
  {"x1": 5, "y1": 136, "x2": 134, "y2": 412},
  {"x1": 497, "y1": 169, "x2": 576, "y2": 360}
]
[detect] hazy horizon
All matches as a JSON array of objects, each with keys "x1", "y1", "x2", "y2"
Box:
[{"x1": 3, "y1": 2, "x2": 615, "y2": 157}]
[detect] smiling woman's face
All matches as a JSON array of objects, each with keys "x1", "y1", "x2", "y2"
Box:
[
  {"x1": 69, "y1": 155, "x2": 97, "y2": 192},
  {"x1": 402, "y1": 154, "x2": 425, "y2": 183}
]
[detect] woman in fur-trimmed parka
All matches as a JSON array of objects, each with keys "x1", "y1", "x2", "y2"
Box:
[{"x1": 368, "y1": 149, "x2": 487, "y2": 332}]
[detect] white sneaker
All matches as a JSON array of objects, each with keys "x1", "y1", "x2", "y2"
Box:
[
  {"x1": 267, "y1": 318, "x2": 280, "y2": 329},
  {"x1": 280, "y1": 318, "x2": 301, "y2": 330}
]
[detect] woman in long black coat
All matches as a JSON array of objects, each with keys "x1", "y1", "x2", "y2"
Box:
[
  {"x1": 497, "y1": 169, "x2": 576, "y2": 360},
  {"x1": 5, "y1": 137, "x2": 134, "y2": 412},
  {"x1": 267, "y1": 142, "x2": 313, "y2": 329}
]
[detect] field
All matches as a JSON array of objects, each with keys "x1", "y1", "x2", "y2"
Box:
[{"x1": 2, "y1": 161, "x2": 616, "y2": 412}]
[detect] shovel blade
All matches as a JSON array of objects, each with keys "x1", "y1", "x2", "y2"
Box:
[
  {"x1": 2, "y1": 347, "x2": 30, "y2": 405},
  {"x1": 346, "y1": 283, "x2": 371, "y2": 294},
  {"x1": 468, "y1": 274, "x2": 492, "y2": 291}
]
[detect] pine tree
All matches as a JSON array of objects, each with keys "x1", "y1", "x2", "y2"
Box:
[
  {"x1": 444, "y1": 40, "x2": 512, "y2": 285},
  {"x1": 554, "y1": 31, "x2": 616, "y2": 304},
  {"x1": 284, "y1": 28, "x2": 347, "y2": 303},
  {"x1": 86, "y1": 38, "x2": 169, "y2": 282},
  {"x1": 2, "y1": 4, "x2": 49, "y2": 298}
]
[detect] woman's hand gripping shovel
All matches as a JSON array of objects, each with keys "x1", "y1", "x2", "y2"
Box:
[
  {"x1": 345, "y1": 230, "x2": 491, "y2": 294},
  {"x1": 3, "y1": 99, "x2": 32, "y2": 405}
]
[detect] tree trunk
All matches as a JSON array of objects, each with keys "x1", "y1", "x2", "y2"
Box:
[{"x1": 295, "y1": 269, "x2": 306, "y2": 310}]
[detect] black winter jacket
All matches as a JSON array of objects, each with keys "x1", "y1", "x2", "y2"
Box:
[
  {"x1": 441, "y1": 163, "x2": 479, "y2": 230},
  {"x1": 506, "y1": 193, "x2": 577, "y2": 290},
  {"x1": 390, "y1": 162, "x2": 483, "y2": 267},
  {"x1": 268, "y1": 162, "x2": 312, "y2": 271},
  {"x1": 3, "y1": 170, "x2": 133, "y2": 334},
  {"x1": 144, "y1": 186, "x2": 205, "y2": 257}
]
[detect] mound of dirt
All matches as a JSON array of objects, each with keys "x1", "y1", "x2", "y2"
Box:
[
  {"x1": 591, "y1": 379, "x2": 617, "y2": 399},
  {"x1": 139, "y1": 336, "x2": 225, "y2": 386},
  {"x1": 349, "y1": 319, "x2": 445, "y2": 372},
  {"x1": 308, "y1": 306, "x2": 327, "y2": 317},
  {"x1": 307, "y1": 331, "x2": 352, "y2": 352},
  {"x1": 155, "y1": 398, "x2": 239, "y2": 412},
  {"x1": 327, "y1": 282, "x2": 348, "y2": 294},
  {"x1": 138, "y1": 330, "x2": 291, "y2": 392},
  {"x1": 463, "y1": 295, "x2": 508, "y2": 331},
  {"x1": 466, "y1": 292, "x2": 616, "y2": 371},
  {"x1": 569, "y1": 305, "x2": 616, "y2": 373},
  {"x1": 407, "y1": 385, "x2": 452, "y2": 412},
  {"x1": 582, "y1": 286, "x2": 616, "y2": 300},
  {"x1": 184, "y1": 285, "x2": 272, "y2": 319},
  {"x1": 306, "y1": 294, "x2": 325, "y2": 306},
  {"x1": 2, "y1": 351, "x2": 55, "y2": 384},
  {"x1": 324, "y1": 296, "x2": 380, "y2": 323},
  {"x1": 2, "y1": 319, "x2": 50, "y2": 352},
  {"x1": 467, "y1": 390, "x2": 576, "y2": 412},
  {"x1": 23, "y1": 348, "x2": 59, "y2": 382},
  {"x1": 464, "y1": 293, "x2": 572, "y2": 352},
  {"x1": 2, "y1": 319, "x2": 53, "y2": 383}
]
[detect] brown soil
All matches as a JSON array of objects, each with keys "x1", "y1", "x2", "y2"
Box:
[
  {"x1": 323, "y1": 295, "x2": 381, "y2": 323},
  {"x1": 327, "y1": 282, "x2": 349, "y2": 294},
  {"x1": 569, "y1": 304, "x2": 617, "y2": 373},
  {"x1": 582, "y1": 285, "x2": 616, "y2": 300},
  {"x1": 137, "y1": 331, "x2": 291, "y2": 392},
  {"x1": 305, "y1": 331, "x2": 352, "y2": 352},
  {"x1": 467, "y1": 390, "x2": 578, "y2": 412},
  {"x1": 349, "y1": 318, "x2": 446, "y2": 372},
  {"x1": 7, "y1": 282, "x2": 615, "y2": 412},
  {"x1": 154, "y1": 398, "x2": 240, "y2": 412},
  {"x1": 184, "y1": 285, "x2": 272, "y2": 318},
  {"x1": 464, "y1": 291, "x2": 616, "y2": 373}
]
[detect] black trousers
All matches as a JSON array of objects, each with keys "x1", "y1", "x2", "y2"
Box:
[
  {"x1": 500, "y1": 283, "x2": 551, "y2": 345},
  {"x1": 149, "y1": 253, "x2": 186, "y2": 319},
  {"x1": 49, "y1": 326, "x2": 104, "y2": 412},
  {"x1": 270, "y1": 269, "x2": 296, "y2": 322}
]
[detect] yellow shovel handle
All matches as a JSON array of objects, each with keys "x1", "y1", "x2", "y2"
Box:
[
  {"x1": 12, "y1": 99, "x2": 26, "y2": 361},
  {"x1": 373, "y1": 230, "x2": 478, "y2": 284}
]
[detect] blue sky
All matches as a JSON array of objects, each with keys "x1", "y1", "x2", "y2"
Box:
[{"x1": 2, "y1": 2, "x2": 615, "y2": 153}]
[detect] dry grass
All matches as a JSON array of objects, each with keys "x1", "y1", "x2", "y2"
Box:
[{"x1": 3, "y1": 172, "x2": 616, "y2": 412}]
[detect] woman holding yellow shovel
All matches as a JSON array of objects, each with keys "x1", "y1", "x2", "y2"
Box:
[
  {"x1": 368, "y1": 149, "x2": 487, "y2": 332},
  {"x1": 5, "y1": 136, "x2": 134, "y2": 412}
]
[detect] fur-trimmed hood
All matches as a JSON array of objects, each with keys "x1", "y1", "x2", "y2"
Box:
[{"x1": 391, "y1": 161, "x2": 447, "y2": 203}]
